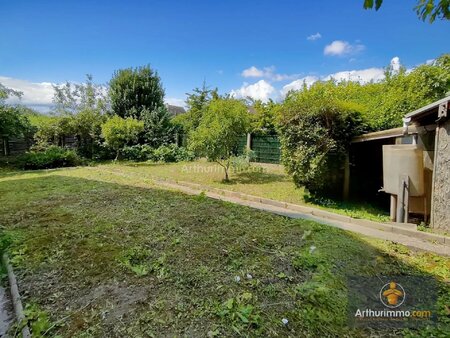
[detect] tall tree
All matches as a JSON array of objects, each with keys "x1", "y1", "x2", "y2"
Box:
[
  {"x1": 53, "y1": 74, "x2": 108, "y2": 115},
  {"x1": 182, "y1": 82, "x2": 218, "y2": 132},
  {"x1": 51, "y1": 75, "x2": 107, "y2": 157},
  {"x1": 109, "y1": 65, "x2": 165, "y2": 119},
  {"x1": 363, "y1": 0, "x2": 450, "y2": 22},
  {"x1": 142, "y1": 106, "x2": 174, "y2": 147}
]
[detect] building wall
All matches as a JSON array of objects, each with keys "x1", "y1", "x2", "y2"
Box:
[{"x1": 432, "y1": 119, "x2": 450, "y2": 231}]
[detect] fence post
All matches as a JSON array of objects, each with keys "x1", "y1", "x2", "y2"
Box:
[
  {"x1": 246, "y1": 133, "x2": 252, "y2": 150},
  {"x1": 343, "y1": 152, "x2": 350, "y2": 200},
  {"x1": 2, "y1": 137, "x2": 8, "y2": 156}
]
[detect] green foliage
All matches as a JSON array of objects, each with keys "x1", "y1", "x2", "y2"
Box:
[
  {"x1": 279, "y1": 81, "x2": 366, "y2": 197},
  {"x1": 216, "y1": 292, "x2": 261, "y2": 335},
  {"x1": 368, "y1": 56, "x2": 450, "y2": 130},
  {"x1": 101, "y1": 116, "x2": 144, "y2": 159},
  {"x1": 121, "y1": 144, "x2": 155, "y2": 161},
  {"x1": 250, "y1": 99, "x2": 279, "y2": 135},
  {"x1": 17, "y1": 146, "x2": 80, "y2": 169},
  {"x1": 189, "y1": 98, "x2": 250, "y2": 181},
  {"x1": 0, "y1": 83, "x2": 22, "y2": 103},
  {"x1": 178, "y1": 83, "x2": 219, "y2": 133},
  {"x1": 364, "y1": 0, "x2": 450, "y2": 22},
  {"x1": 52, "y1": 74, "x2": 108, "y2": 115},
  {"x1": 0, "y1": 105, "x2": 32, "y2": 138},
  {"x1": 152, "y1": 144, "x2": 195, "y2": 163},
  {"x1": 24, "y1": 303, "x2": 53, "y2": 337},
  {"x1": 109, "y1": 65, "x2": 165, "y2": 118},
  {"x1": 121, "y1": 144, "x2": 194, "y2": 162},
  {"x1": 142, "y1": 106, "x2": 174, "y2": 147}
]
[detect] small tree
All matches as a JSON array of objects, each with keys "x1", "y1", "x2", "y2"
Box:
[
  {"x1": 101, "y1": 116, "x2": 144, "y2": 160},
  {"x1": 189, "y1": 98, "x2": 250, "y2": 181}
]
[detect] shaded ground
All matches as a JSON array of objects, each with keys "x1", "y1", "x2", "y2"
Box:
[{"x1": 0, "y1": 167, "x2": 449, "y2": 337}]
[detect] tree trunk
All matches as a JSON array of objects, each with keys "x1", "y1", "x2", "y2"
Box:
[{"x1": 224, "y1": 167, "x2": 229, "y2": 181}]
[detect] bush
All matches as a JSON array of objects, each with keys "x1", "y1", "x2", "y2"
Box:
[
  {"x1": 17, "y1": 146, "x2": 80, "y2": 170},
  {"x1": 278, "y1": 81, "x2": 366, "y2": 198},
  {"x1": 120, "y1": 144, "x2": 194, "y2": 163},
  {"x1": 121, "y1": 144, "x2": 155, "y2": 162},
  {"x1": 153, "y1": 144, "x2": 195, "y2": 163},
  {"x1": 101, "y1": 116, "x2": 144, "y2": 160}
]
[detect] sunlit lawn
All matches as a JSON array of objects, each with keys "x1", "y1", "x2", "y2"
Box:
[
  {"x1": 100, "y1": 160, "x2": 390, "y2": 222},
  {"x1": 0, "y1": 167, "x2": 448, "y2": 337}
]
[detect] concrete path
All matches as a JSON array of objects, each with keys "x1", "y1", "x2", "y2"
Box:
[
  {"x1": 0, "y1": 285, "x2": 13, "y2": 337},
  {"x1": 155, "y1": 180, "x2": 450, "y2": 257}
]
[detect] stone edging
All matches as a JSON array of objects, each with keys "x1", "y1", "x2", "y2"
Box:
[
  {"x1": 2, "y1": 254, "x2": 31, "y2": 338},
  {"x1": 155, "y1": 178, "x2": 450, "y2": 247}
]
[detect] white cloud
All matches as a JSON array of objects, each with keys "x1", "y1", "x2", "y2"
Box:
[
  {"x1": 1, "y1": 76, "x2": 55, "y2": 111},
  {"x1": 242, "y1": 66, "x2": 265, "y2": 78},
  {"x1": 324, "y1": 40, "x2": 365, "y2": 56},
  {"x1": 281, "y1": 76, "x2": 319, "y2": 96},
  {"x1": 281, "y1": 56, "x2": 402, "y2": 96},
  {"x1": 241, "y1": 66, "x2": 298, "y2": 82},
  {"x1": 307, "y1": 32, "x2": 322, "y2": 41},
  {"x1": 230, "y1": 80, "x2": 276, "y2": 102},
  {"x1": 323, "y1": 68, "x2": 385, "y2": 83},
  {"x1": 390, "y1": 56, "x2": 401, "y2": 72}
]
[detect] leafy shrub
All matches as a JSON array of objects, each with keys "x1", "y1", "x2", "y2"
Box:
[
  {"x1": 153, "y1": 144, "x2": 195, "y2": 163},
  {"x1": 101, "y1": 116, "x2": 144, "y2": 160},
  {"x1": 278, "y1": 82, "x2": 366, "y2": 197},
  {"x1": 17, "y1": 146, "x2": 80, "y2": 169},
  {"x1": 121, "y1": 144, "x2": 155, "y2": 161}
]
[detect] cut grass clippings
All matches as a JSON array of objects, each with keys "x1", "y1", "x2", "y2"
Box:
[{"x1": 0, "y1": 167, "x2": 449, "y2": 337}]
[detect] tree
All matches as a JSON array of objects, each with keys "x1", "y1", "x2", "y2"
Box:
[
  {"x1": 364, "y1": 54, "x2": 450, "y2": 130},
  {"x1": 177, "y1": 82, "x2": 219, "y2": 133},
  {"x1": 278, "y1": 81, "x2": 366, "y2": 197},
  {"x1": 250, "y1": 99, "x2": 279, "y2": 135},
  {"x1": 101, "y1": 116, "x2": 144, "y2": 160},
  {"x1": 189, "y1": 98, "x2": 250, "y2": 181},
  {"x1": 51, "y1": 75, "x2": 108, "y2": 157},
  {"x1": 0, "y1": 84, "x2": 31, "y2": 155},
  {"x1": 363, "y1": 0, "x2": 450, "y2": 23},
  {"x1": 53, "y1": 74, "x2": 108, "y2": 115},
  {"x1": 0, "y1": 83, "x2": 22, "y2": 103},
  {"x1": 0, "y1": 106, "x2": 32, "y2": 139},
  {"x1": 142, "y1": 106, "x2": 174, "y2": 147},
  {"x1": 109, "y1": 65, "x2": 165, "y2": 119}
]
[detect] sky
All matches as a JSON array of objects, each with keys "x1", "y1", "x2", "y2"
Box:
[{"x1": 0, "y1": 0, "x2": 449, "y2": 112}]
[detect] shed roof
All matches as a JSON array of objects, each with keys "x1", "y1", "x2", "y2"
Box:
[
  {"x1": 404, "y1": 95, "x2": 450, "y2": 120},
  {"x1": 165, "y1": 104, "x2": 186, "y2": 117}
]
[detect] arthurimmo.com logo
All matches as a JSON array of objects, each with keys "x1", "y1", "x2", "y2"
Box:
[
  {"x1": 380, "y1": 281, "x2": 405, "y2": 308},
  {"x1": 348, "y1": 276, "x2": 437, "y2": 328}
]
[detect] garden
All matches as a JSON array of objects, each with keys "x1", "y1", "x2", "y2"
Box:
[{"x1": 1, "y1": 55, "x2": 450, "y2": 336}]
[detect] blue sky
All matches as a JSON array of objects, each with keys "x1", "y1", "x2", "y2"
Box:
[{"x1": 0, "y1": 0, "x2": 449, "y2": 110}]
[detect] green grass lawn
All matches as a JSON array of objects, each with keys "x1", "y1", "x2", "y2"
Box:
[
  {"x1": 0, "y1": 167, "x2": 449, "y2": 337},
  {"x1": 97, "y1": 160, "x2": 390, "y2": 222}
]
